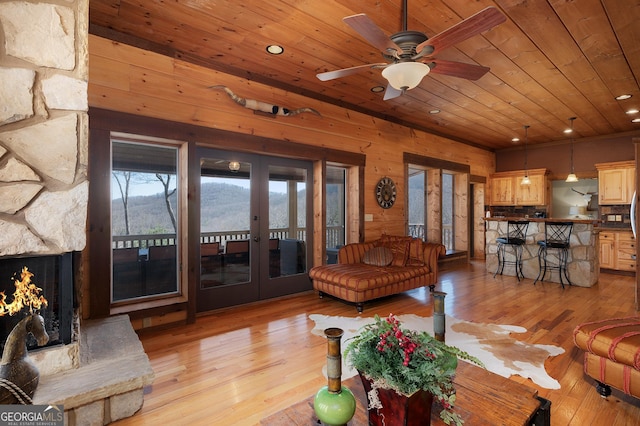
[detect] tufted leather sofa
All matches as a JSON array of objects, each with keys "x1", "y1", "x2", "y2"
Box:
[
  {"x1": 573, "y1": 317, "x2": 640, "y2": 399},
  {"x1": 309, "y1": 235, "x2": 445, "y2": 313}
]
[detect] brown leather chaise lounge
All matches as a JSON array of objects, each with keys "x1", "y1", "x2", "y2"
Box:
[{"x1": 309, "y1": 235, "x2": 446, "y2": 313}]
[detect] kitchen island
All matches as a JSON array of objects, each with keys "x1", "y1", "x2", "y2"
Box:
[{"x1": 485, "y1": 217, "x2": 601, "y2": 287}]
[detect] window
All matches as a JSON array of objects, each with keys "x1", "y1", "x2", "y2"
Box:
[
  {"x1": 442, "y1": 172, "x2": 454, "y2": 251},
  {"x1": 405, "y1": 154, "x2": 470, "y2": 255},
  {"x1": 111, "y1": 139, "x2": 181, "y2": 303},
  {"x1": 408, "y1": 167, "x2": 427, "y2": 239},
  {"x1": 326, "y1": 165, "x2": 347, "y2": 263}
]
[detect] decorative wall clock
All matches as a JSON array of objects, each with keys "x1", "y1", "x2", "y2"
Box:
[{"x1": 375, "y1": 177, "x2": 397, "y2": 209}]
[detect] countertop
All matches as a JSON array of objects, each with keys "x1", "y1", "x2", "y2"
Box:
[{"x1": 484, "y1": 216, "x2": 601, "y2": 225}]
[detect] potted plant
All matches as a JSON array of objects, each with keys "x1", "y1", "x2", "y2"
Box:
[{"x1": 345, "y1": 313, "x2": 483, "y2": 426}]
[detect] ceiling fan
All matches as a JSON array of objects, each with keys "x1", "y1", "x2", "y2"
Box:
[{"x1": 317, "y1": 2, "x2": 506, "y2": 100}]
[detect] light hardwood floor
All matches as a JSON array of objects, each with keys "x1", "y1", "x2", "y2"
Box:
[{"x1": 113, "y1": 261, "x2": 640, "y2": 425}]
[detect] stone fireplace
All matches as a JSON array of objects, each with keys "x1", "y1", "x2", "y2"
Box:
[
  {"x1": 0, "y1": 2, "x2": 153, "y2": 424},
  {"x1": 0, "y1": 0, "x2": 88, "y2": 373}
]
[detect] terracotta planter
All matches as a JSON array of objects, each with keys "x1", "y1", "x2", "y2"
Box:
[{"x1": 358, "y1": 371, "x2": 433, "y2": 426}]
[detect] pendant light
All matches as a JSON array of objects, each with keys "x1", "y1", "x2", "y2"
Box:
[
  {"x1": 521, "y1": 125, "x2": 531, "y2": 185},
  {"x1": 565, "y1": 117, "x2": 578, "y2": 182}
]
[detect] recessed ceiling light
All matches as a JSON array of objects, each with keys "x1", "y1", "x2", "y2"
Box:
[
  {"x1": 429, "y1": 109, "x2": 440, "y2": 114},
  {"x1": 563, "y1": 128, "x2": 572, "y2": 134},
  {"x1": 371, "y1": 86, "x2": 385, "y2": 93},
  {"x1": 616, "y1": 94, "x2": 632, "y2": 100},
  {"x1": 511, "y1": 137, "x2": 520, "y2": 143},
  {"x1": 632, "y1": 118, "x2": 640, "y2": 123},
  {"x1": 266, "y1": 45, "x2": 284, "y2": 55},
  {"x1": 626, "y1": 109, "x2": 639, "y2": 114}
]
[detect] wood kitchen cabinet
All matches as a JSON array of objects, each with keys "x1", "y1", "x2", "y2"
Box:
[
  {"x1": 617, "y1": 232, "x2": 637, "y2": 272},
  {"x1": 489, "y1": 169, "x2": 548, "y2": 206},
  {"x1": 596, "y1": 161, "x2": 636, "y2": 205},
  {"x1": 599, "y1": 230, "x2": 636, "y2": 272},
  {"x1": 599, "y1": 232, "x2": 616, "y2": 269},
  {"x1": 515, "y1": 174, "x2": 546, "y2": 205},
  {"x1": 489, "y1": 175, "x2": 514, "y2": 206}
]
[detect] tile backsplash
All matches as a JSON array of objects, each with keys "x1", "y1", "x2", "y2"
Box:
[{"x1": 600, "y1": 205, "x2": 631, "y2": 228}]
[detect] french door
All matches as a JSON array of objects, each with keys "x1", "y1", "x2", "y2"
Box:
[{"x1": 197, "y1": 148, "x2": 313, "y2": 311}]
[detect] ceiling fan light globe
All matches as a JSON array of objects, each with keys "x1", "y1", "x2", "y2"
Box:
[{"x1": 382, "y1": 62, "x2": 430, "y2": 91}]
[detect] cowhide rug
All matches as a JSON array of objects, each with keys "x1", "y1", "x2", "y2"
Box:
[{"x1": 309, "y1": 313, "x2": 564, "y2": 390}]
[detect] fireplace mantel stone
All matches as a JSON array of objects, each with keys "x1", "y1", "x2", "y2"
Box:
[{"x1": 33, "y1": 315, "x2": 154, "y2": 425}]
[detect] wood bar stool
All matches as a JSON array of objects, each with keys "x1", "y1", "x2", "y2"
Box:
[
  {"x1": 534, "y1": 221, "x2": 573, "y2": 288},
  {"x1": 494, "y1": 220, "x2": 529, "y2": 281}
]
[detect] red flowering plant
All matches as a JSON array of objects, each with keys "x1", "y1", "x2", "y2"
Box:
[{"x1": 344, "y1": 314, "x2": 483, "y2": 425}]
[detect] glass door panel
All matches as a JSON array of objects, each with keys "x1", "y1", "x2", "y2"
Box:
[
  {"x1": 260, "y1": 160, "x2": 312, "y2": 299},
  {"x1": 197, "y1": 152, "x2": 258, "y2": 311},
  {"x1": 266, "y1": 168, "x2": 307, "y2": 278},
  {"x1": 200, "y1": 160, "x2": 251, "y2": 289},
  {"x1": 197, "y1": 151, "x2": 312, "y2": 311}
]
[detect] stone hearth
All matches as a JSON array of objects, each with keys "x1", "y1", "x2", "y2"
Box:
[{"x1": 33, "y1": 315, "x2": 154, "y2": 425}]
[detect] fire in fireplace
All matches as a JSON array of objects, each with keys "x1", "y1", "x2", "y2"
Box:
[{"x1": 0, "y1": 253, "x2": 74, "y2": 352}]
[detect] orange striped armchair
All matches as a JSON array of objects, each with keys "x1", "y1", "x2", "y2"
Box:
[
  {"x1": 309, "y1": 236, "x2": 446, "y2": 313},
  {"x1": 574, "y1": 317, "x2": 640, "y2": 399}
]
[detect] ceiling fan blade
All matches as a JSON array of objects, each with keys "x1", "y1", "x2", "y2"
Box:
[
  {"x1": 428, "y1": 59, "x2": 490, "y2": 81},
  {"x1": 316, "y1": 63, "x2": 387, "y2": 81},
  {"x1": 343, "y1": 14, "x2": 401, "y2": 55},
  {"x1": 383, "y1": 84, "x2": 403, "y2": 100},
  {"x1": 415, "y1": 7, "x2": 506, "y2": 57}
]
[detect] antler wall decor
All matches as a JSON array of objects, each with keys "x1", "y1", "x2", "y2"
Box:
[{"x1": 210, "y1": 85, "x2": 321, "y2": 117}]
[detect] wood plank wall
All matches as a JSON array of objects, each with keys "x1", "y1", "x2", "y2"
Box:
[
  {"x1": 454, "y1": 173, "x2": 469, "y2": 256},
  {"x1": 88, "y1": 35, "x2": 496, "y2": 239},
  {"x1": 87, "y1": 35, "x2": 499, "y2": 325},
  {"x1": 472, "y1": 184, "x2": 486, "y2": 259},
  {"x1": 427, "y1": 169, "x2": 442, "y2": 243}
]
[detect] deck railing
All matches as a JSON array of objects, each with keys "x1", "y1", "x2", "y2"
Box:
[
  {"x1": 408, "y1": 224, "x2": 425, "y2": 239},
  {"x1": 326, "y1": 225, "x2": 344, "y2": 249},
  {"x1": 112, "y1": 225, "x2": 453, "y2": 252},
  {"x1": 113, "y1": 226, "x2": 346, "y2": 251},
  {"x1": 112, "y1": 234, "x2": 177, "y2": 249},
  {"x1": 408, "y1": 223, "x2": 453, "y2": 251},
  {"x1": 113, "y1": 229, "x2": 308, "y2": 251}
]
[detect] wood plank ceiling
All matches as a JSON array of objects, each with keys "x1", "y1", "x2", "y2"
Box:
[{"x1": 89, "y1": 0, "x2": 640, "y2": 151}]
